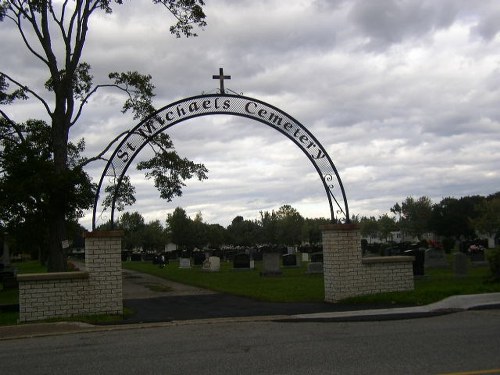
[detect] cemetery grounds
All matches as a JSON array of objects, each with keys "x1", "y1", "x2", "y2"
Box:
[{"x1": 1, "y1": 254, "x2": 500, "y2": 325}]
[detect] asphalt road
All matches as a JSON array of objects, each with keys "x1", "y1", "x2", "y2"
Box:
[
  {"x1": 1, "y1": 310, "x2": 499, "y2": 374},
  {"x1": 120, "y1": 266, "x2": 400, "y2": 323}
]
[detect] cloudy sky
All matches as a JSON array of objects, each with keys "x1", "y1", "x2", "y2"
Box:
[{"x1": 1, "y1": 0, "x2": 500, "y2": 229}]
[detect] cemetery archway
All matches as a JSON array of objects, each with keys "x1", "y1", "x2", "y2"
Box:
[{"x1": 92, "y1": 94, "x2": 350, "y2": 229}]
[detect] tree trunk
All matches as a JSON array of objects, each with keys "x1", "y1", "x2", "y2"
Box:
[
  {"x1": 47, "y1": 212, "x2": 67, "y2": 272},
  {"x1": 47, "y1": 100, "x2": 70, "y2": 272}
]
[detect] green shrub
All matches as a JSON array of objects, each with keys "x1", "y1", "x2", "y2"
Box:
[{"x1": 486, "y1": 248, "x2": 500, "y2": 281}]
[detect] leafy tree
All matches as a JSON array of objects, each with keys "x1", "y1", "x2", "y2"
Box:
[
  {"x1": 226, "y1": 216, "x2": 261, "y2": 247},
  {"x1": 0, "y1": 119, "x2": 94, "y2": 261},
  {"x1": 166, "y1": 207, "x2": 193, "y2": 249},
  {"x1": 0, "y1": 0, "x2": 207, "y2": 271},
  {"x1": 359, "y1": 216, "x2": 378, "y2": 243},
  {"x1": 377, "y1": 214, "x2": 397, "y2": 242},
  {"x1": 430, "y1": 197, "x2": 474, "y2": 239},
  {"x1": 190, "y1": 211, "x2": 207, "y2": 249},
  {"x1": 142, "y1": 220, "x2": 166, "y2": 252},
  {"x1": 472, "y1": 197, "x2": 500, "y2": 239},
  {"x1": 206, "y1": 223, "x2": 226, "y2": 249},
  {"x1": 399, "y1": 196, "x2": 433, "y2": 240},
  {"x1": 275, "y1": 205, "x2": 304, "y2": 245},
  {"x1": 301, "y1": 217, "x2": 330, "y2": 244},
  {"x1": 118, "y1": 211, "x2": 145, "y2": 251},
  {"x1": 259, "y1": 210, "x2": 278, "y2": 244}
]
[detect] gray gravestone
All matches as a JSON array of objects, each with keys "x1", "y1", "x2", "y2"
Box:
[
  {"x1": 179, "y1": 257, "x2": 191, "y2": 269},
  {"x1": 261, "y1": 252, "x2": 282, "y2": 276},
  {"x1": 202, "y1": 256, "x2": 220, "y2": 272},
  {"x1": 453, "y1": 252, "x2": 468, "y2": 277},
  {"x1": 425, "y1": 248, "x2": 448, "y2": 268},
  {"x1": 306, "y1": 262, "x2": 323, "y2": 274}
]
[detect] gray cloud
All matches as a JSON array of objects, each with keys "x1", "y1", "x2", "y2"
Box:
[{"x1": 2, "y1": 0, "x2": 500, "y2": 229}]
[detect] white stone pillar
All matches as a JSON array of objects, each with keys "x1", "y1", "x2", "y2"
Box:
[{"x1": 84, "y1": 231, "x2": 124, "y2": 315}]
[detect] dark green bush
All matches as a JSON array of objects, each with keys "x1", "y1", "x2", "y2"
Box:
[{"x1": 486, "y1": 248, "x2": 500, "y2": 282}]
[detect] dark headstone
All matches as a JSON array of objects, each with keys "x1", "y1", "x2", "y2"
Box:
[
  {"x1": 310, "y1": 252, "x2": 323, "y2": 263},
  {"x1": 282, "y1": 253, "x2": 297, "y2": 267},
  {"x1": 130, "y1": 253, "x2": 142, "y2": 262},
  {"x1": 193, "y1": 252, "x2": 206, "y2": 266},
  {"x1": 404, "y1": 248, "x2": 425, "y2": 276},
  {"x1": 233, "y1": 253, "x2": 250, "y2": 269}
]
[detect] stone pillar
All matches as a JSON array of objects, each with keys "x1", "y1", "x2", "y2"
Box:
[
  {"x1": 84, "y1": 231, "x2": 124, "y2": 315},
  {"x1": 322, "y1": 223, "x2": 414, "y2": 303},
  {"x1": 322, "y1": 224, "x2": 362, "y2": 303}
]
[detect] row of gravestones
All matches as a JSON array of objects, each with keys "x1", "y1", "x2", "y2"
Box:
[
  {"x1": 402, "y1": 247, "x2": 487, "y2": 277},
  {"x1": 176, "y1": 252, "x2": 325, "y2": 275}
]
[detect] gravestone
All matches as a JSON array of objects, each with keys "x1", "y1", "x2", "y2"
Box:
[
  {"x1": 202, "y1": 256, "x2": 221, "y2": 272},
  {"x1": 307, "y1": 252, "x2": 323, "y2": 274},
  {"x1": 179, "y1": 257, "x2": 191, "y2": 269},
  {"x1": 404, "y1": 248, "x2": 425, "y2": 276},
  {"x1": 302, "y1": 253, "x2": 310, "y2": 262},
  {"x1": 306, "y1": 262, "x2": 323, "y2": 274},
  {"x1": 193, "y1": 252, "x2": 206, "y2": 266},
  {"x1": 261, "y1": 252, "x2": 282, "y2": 276},
  {"x1": 130, "y1": 253, "x2": 142, "y2": 262},
  {"x1": 454, "y1": 252, "x2": 468, "y2": 277},
  {"x1": 282, "y1": 253, "x2": 297, "y2": 267},
  {"x1": 310, "y1": 252, "x2": 323, "y2": 263},
  {"x1": 425, "y1": 248, "x2": 448, "y2": 268},
  {"x1": 233, "y1": 253, "x2": 250, "y2": 269}
]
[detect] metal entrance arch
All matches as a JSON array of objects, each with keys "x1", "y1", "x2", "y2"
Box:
[{"x1": 92, "y1": 94, "x2": 350, "y2": 229}]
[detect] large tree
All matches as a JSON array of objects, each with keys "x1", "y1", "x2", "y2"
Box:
[{"x1": 0, "y1": 0, "x2": 206, "y2": 271}]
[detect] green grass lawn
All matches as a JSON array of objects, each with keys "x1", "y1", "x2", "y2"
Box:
[
  {"x1": 123, "y1": 259, "x2": 500, "y2": 306},
  {"x1": 0, "y1": 260, "x2": 47, "y2": 325},
  {"x1": 0, "y1": 261, "x2": 46, "y2": 305},
  {"x1": 124, "y1": 261, "x2": 325, "y2": 302}
]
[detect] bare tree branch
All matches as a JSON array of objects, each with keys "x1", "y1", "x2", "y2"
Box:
[
  {"x1": 1, "y1": 72, "x2": 52, "y2": 116},
  {"x1": 78, "y1": 129, "x2": 129, "y2": 167}
]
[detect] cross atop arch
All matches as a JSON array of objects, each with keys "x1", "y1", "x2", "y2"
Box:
[{"x1": 212, "y1": 67, "x2": 231, "y2": 94}]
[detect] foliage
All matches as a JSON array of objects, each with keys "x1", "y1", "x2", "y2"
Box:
[
  {"x1": 472, "y1": 198, "x2": 500, "y2": 238},
  {"x1": 0, "y1": 0, "x2": 207, "y2": 271},
  {"x1": 399, "y1": 196, "x2": 433, "y2": 240},
  {"x1": 430, "y1": 196, "x2": 480, "y2": 239},
  {"x1": 275, "y1": 205, "x2": 304, "y2": 245},
  {"x1": 166, "y1": 207, "x2": 194, "y2": 249},
  {"x1": 377, "y1": 214, "x2": 397, "y2": 241},
  {"x1": 0, "y1": 119, "x2": 94, "y2": 260},
  {"x1": 359, "y1": 216, "x2": 378, "y2": 242},
  {"x1": 136, "y1": 134, "x2": 208, "y2": 201},
  {"x1": 485, "y1": 248, "x2": 500, "y2": 282},
  {"x1": 226, "y1": 216, "x2": 262, "y2": 247}
]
